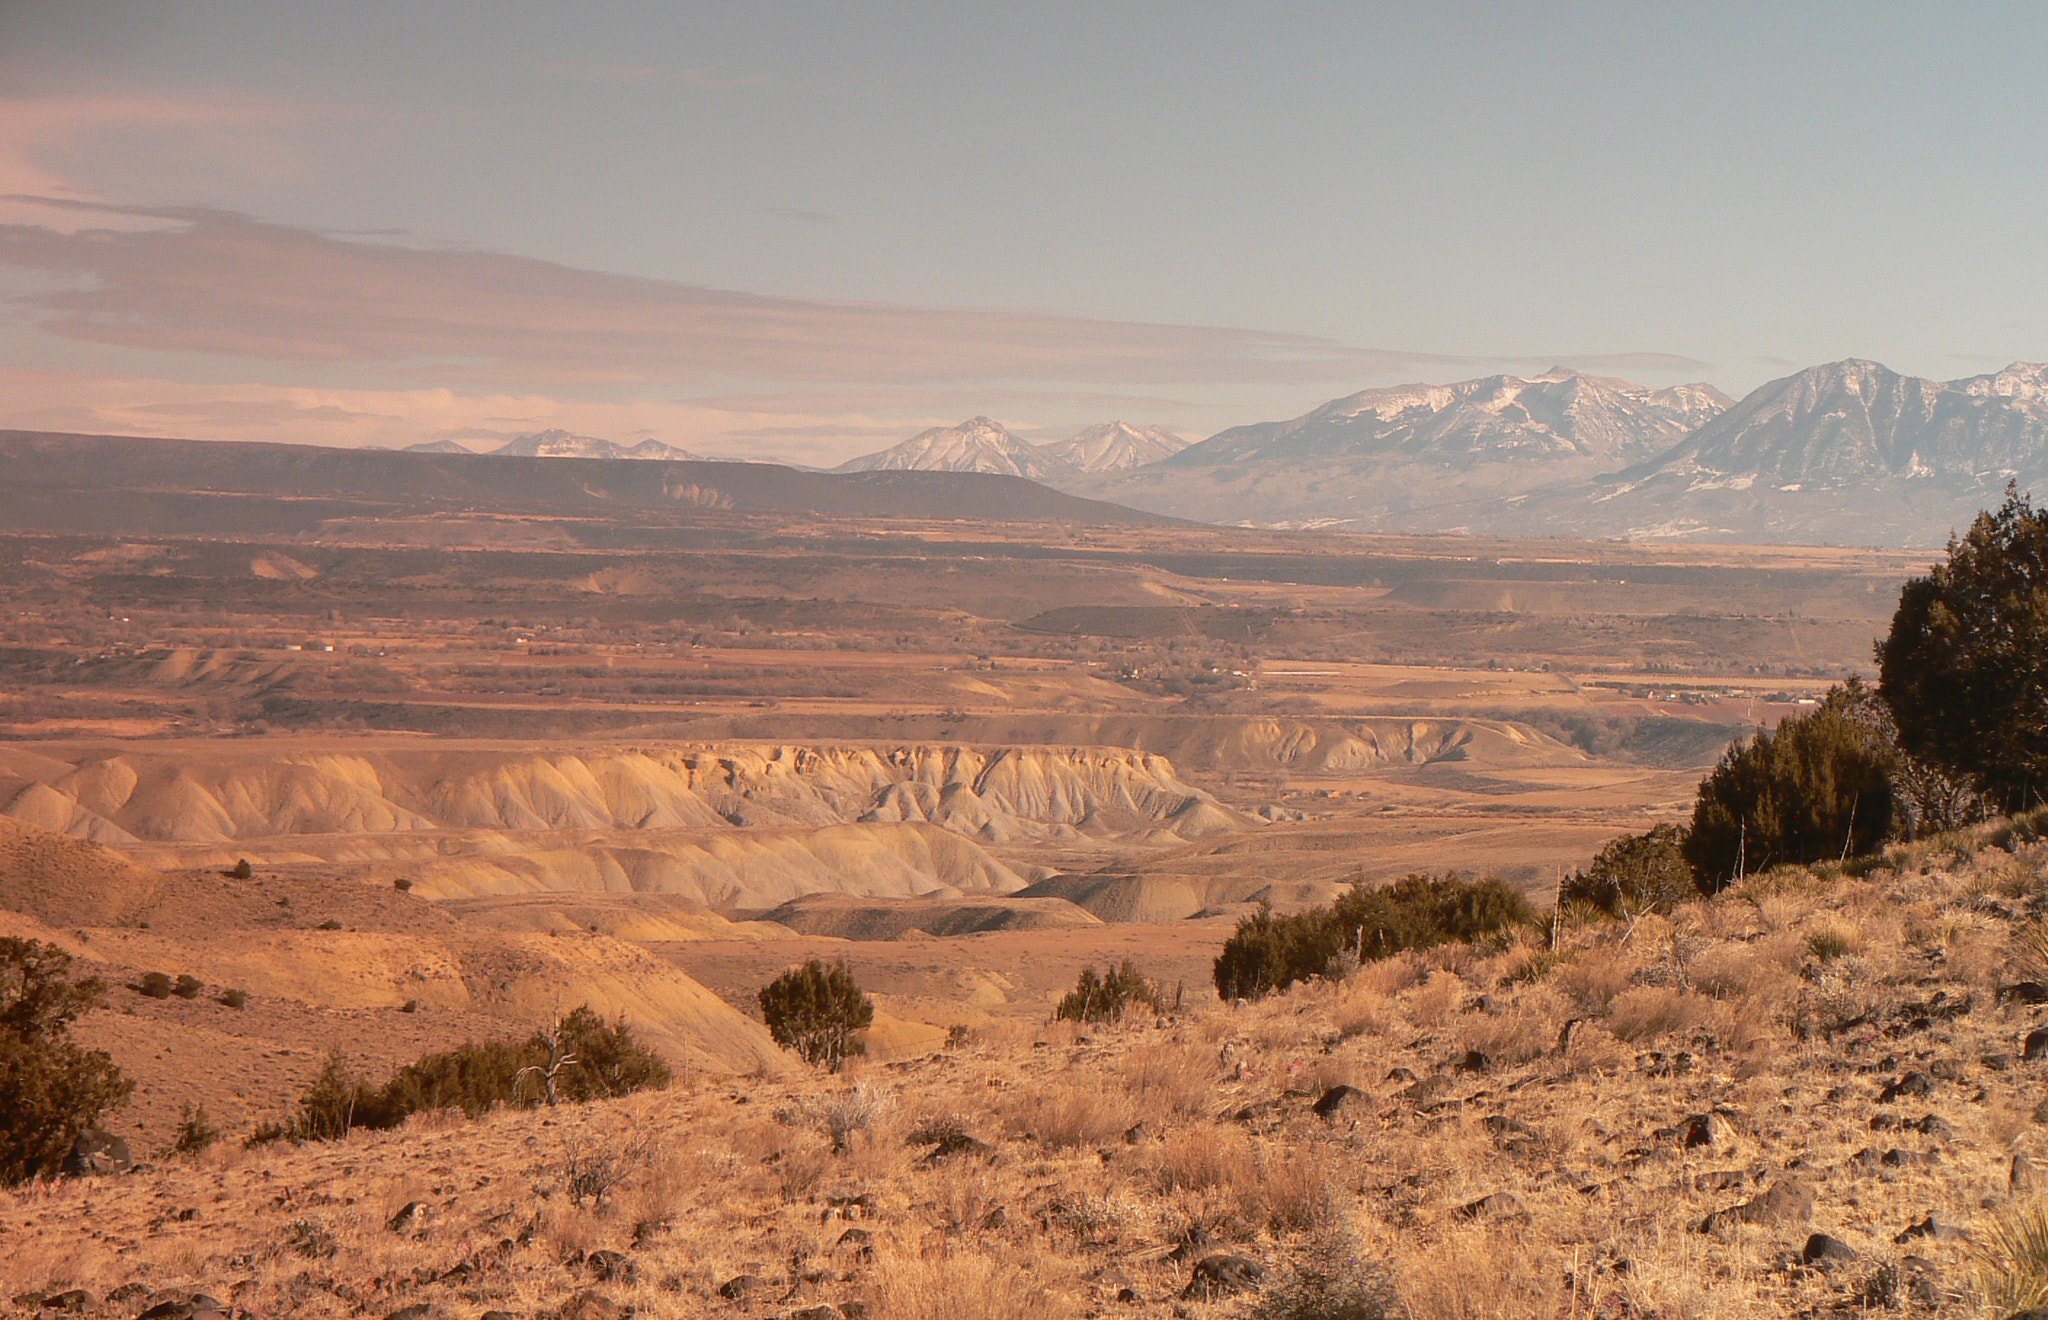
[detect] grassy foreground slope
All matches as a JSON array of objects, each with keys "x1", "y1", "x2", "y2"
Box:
[{"x1": 11, "y1": 815, "x2": 2048, "y2": 1319}]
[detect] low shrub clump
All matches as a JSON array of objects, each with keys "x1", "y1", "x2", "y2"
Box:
[
  {"x1": 1214, "y1": 874, "x2": 1535, "y2": 1001},
  {"x1": 1685, "y1": 700, "x2": 1895, "y2": 890},
  {"x1": 0, "y1": 938, "x2": 133, "y2": 1184},
  {"x1": 1561, "y1": 823, "x2": 1699, "y2": 917},
  {"x1": 250, "y1": 1006, "x2": 669, "y2": 1144},
  {"x1": 1055, "y1": 960, "x2": 1163, "y2": 1025},
  {"x1": 759, "y1": 959, "x2": 874, "y2": 1071}
]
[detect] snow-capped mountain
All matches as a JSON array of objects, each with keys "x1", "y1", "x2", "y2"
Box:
[
  {"x1": 489, "y1": 429, "x2": 701, "y2": 461},
  {"x1": 1625, "y1": 359, "x2": 2048, "y2": 489},
  {"x1": 1038, "y1": 421, "x2": 1190, "y2": 472},
  {"x1": 833, "y1": 417, "x2": 1069, "y2": 480},
  {"x1": 1070, "y1": 368, "x2": 1731, "y2": 529},
  {"x1": 1170, "y1": 368, "x2": 1730, "y2": 469},
  {"x1": 1495, "y1": 360, "x2": 2048, "y2": 545}
]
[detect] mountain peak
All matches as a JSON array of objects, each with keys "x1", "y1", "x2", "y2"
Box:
[
  {"x1": 834, "y1": 417, "x2": 1068, "y2": 480},
  {"x1": 491, "y1": 430, "x2": 700, "y2": 461},
  {"x1": 1040, "y1": 421, "x2": 1189, "y2": 472},
  {"x1": 1174, "y1": 368, "x2": 1727, "y2": 470}
]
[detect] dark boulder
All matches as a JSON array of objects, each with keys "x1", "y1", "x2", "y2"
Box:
[
  {"x1": 62, "y1": 1129, "x2": 132, "y2": 1177},
  {"x1": 1182, "y1": 1255, "x2": 1264, "y2": 1299}
]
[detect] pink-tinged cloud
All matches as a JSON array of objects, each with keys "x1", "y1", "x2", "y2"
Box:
[
  {"x1": 0, "y1": 201, "x2": 1462, "y2": 389},
  {"x1": 0, "y1": 96, "x2": 308, "y2": 222}
]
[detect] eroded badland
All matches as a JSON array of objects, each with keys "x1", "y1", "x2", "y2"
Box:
[{"x1": 10, "y1": 468, "x2": 2007, "y2": 1320}]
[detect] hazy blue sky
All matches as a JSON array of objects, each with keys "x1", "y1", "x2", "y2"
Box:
[{"x1": 1, "y1": 1, "x2": 2043, "y2": 460}]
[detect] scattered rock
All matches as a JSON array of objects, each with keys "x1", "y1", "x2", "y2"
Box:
[
  {"x1": 386, "y1": 1201, "x2": 428, "y2": 1233},
  {"x1": 137, "y1": 1302, "x2": 194, "y2": 1320},
  {"x1": 62, "y1": 1129, "x2": 132, "y2": 1177},
  {"x1": 1879, "y1": 1072, "x2": 1935, "y2": 1103},
  {"x1": 836, "y1": 1228, "x2": 874, "y2": 1260},
  {"x1": 1895, "y1": 1214, "x2": 1967, "y2": 1243},
  {"x1": 287, "y1": 1220, "x2": 338, "y2": 1259},
  {"x1": 1700, "y1": 1181, "x2": 1813, "y2": 1233},
  {"x1": 556, "y1": 1292, "x2": 622, "y2": 1320},
  {"x1": 1987, "y1": 1053, "x2": 2018, "y2": 1071},
  {"x1": 1182, "y1": 1255, "x2": 1264, "y2": 1299},
  {"x1": 1801, "y1": 1233, "x2": 1858, "y2": 1265},
  {"x1": 2029, "y1": 1030, "x2": 2048, "y2": 1062},
  {"x1": 2017, "y1": 1152, "x2": 2037, "y2": 1193},
  {"x1": 1164, "y1": 1225, "x2": 1215, "y2": 1263},
  {"x1": 720, "y1": 1275, "x2": 766, "y2": 1300},
  {"x1": 1682, "y1": 1113, "x2": 1739, "y2": 1154},
  {"x1": 1385, "y1": 1066, "x2": 1418, "y2": 1084},
  {"x1": 980, "y1": 1205, "x2": 1008, "y2": 1230},
  {"x1": 1122, "y1": 1122, "x2": 1149, "y2": 1144},
  {"x1": 585, "y1": 1250, "x2": 635, "y2": 1283},
  {"x1": 382, "y1": 1305, "x2": 441, "y2": 1320},
  {"x1": 1454, "y1": 1192, "x2": 1530, "y2": 1222},
  {"x1": 1457, "y1": 1049, "x2": 1491, "y2": 1073},
  {"x1": 2007, "y1": 982, "x2": 2048, "y2": 1004},
  {"x1": 1313, "y1": 1085, "x2": 1366, "y2": 1119},
  {"x1": 922, "y1": 1131, "x2": 994, "y2": 1164},
  {"x1": 1881, "y1": 1148, "x2": 1940, "y2": 1168},
  {"x1": 786, "y1": 1307, "x2": 842, "y2": 1320}
]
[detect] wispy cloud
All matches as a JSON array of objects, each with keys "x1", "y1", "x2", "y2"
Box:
[
  {"x1": 0, "y1": 94, "x2": 307, "y2": 230},
  {"x1": 0, "y1": 201, "x2": 1444, "y2": 388}
]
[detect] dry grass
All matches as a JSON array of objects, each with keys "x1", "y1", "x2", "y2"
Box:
[
  {"x1": 871, "y1": 1246, "x2": 1070, "y2": 1320},
  {"x1": 1603, "y1": 985, "x2": 1723, "y2": 1042},
  {"x1": 12, "y1": 822, "x2": 2048, "y2": 1320},
  {"x1": 1007, "y1": 1080, "x2": 1133, "y2": 1148},
  {"x1": 1119, "y1": 1040, "x2": 1219, "y2": 1117}
]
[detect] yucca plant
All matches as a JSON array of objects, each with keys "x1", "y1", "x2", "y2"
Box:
[{"x1": 1976, "y1": 1197, "x2": 2048, "y2": 1313}]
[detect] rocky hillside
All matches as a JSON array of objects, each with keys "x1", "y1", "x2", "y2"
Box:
[{"x1": 12, "y1": 813, "x2": 2048, "y2": 1319}]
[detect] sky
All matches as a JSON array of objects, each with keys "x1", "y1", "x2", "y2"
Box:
[{"x1": 0, "y1": 1, "x2": 2044, "y2": 464}]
